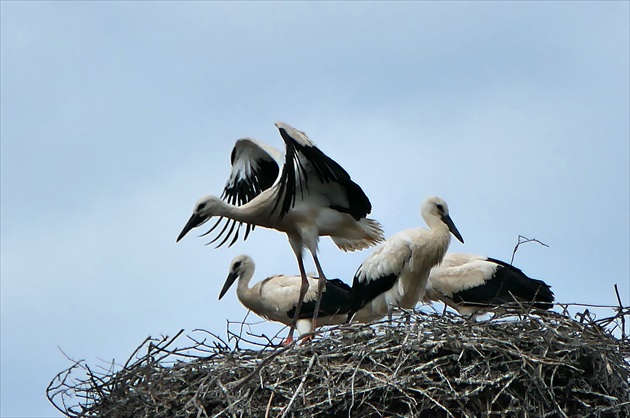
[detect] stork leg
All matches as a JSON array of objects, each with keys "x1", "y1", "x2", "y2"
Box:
[
  {"x1": 287, "y1": 255, "x2": 310, "y2": 343},
  {"x1": 310, "y1": 252, "x2": 328, "y2": 332}
]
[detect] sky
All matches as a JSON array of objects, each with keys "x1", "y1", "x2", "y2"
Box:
[{"x1": 1, "y1": 2, "x2": 628, "y2": 417}]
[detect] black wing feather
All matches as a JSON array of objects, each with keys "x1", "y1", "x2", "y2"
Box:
[
  {"x1": 452, "y1": 258, "x2": 555, "y2": 310},
  {"x1": 223, "y1": 141, "x2": 280, "y2": 206},
  {"x1": 286, "y1": 278, "x2": 352, "y2": 319},
  {"x1": 274, "y1": 125, "x2": 372, "y2": 220},
  {"x1": 207, "y1": 140, "x2": 281, "y2": 247},
  {"x1": 347, "y1": 269, "x2": 399, "y2": 316},
  {"x1": 221, "y1": 157, "x2": 279, "y2": 206}
]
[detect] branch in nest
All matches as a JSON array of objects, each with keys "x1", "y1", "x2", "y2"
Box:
[{"x1": 47, "y1": 300, "x2": 630, "y2": 418}]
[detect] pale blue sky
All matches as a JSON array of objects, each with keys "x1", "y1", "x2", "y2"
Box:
[{"x1": 1, "y1": 2, "x2": 628, "y2": 416}]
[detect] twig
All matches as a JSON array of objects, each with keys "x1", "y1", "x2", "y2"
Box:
[
  {"x1": 231, "y1": 342, "x2": 297, "y2": 391},
  {"x1": 264, "y1": 391, "x2": 275, "y2": 418},
  {"x1": 280, "y1": 354, "x2": 317, "y2": 418},
  {"x1": 510, "y1": 235, "x2": 549, "y2": 264},
  {"x1": 614, "y1": 284, "x2": 627, "y2": 340}
]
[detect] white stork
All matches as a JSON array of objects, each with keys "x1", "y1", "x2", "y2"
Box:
[
  {"x1": 177, "y1": 122, "x2": 384, "y2": 341},
  {"x1": 348, "y1": 196, "x2": 464, "y2": 323},
  {"x1": 424, "y1": 253, "x2": 555, "y2": 317},
  {"x1": 220, "y1": 254, "x2": 352, "y2": 345}
]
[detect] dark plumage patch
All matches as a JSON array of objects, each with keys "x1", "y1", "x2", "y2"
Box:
[
  {"x1": 347, "y1": 271, "x2": 399, "y2": 319},
  {"x1": 328, "y1": 278, "x2": 352, "y2": 292},
  {"x1": 207, "y1": 218, "x2": 241, "y2": 248},
  {"x1": 222, "y1": 158, "x2": 279, "y2": 206},
  {"x1": 452, "y1": 258, "x2": 554, "y2": 310},
  {"x1": 211, "y1": 148, "x2": 280, "y2": 248},
  {"x1": 274, "y1": 126, "x2": 372, "y2": 221},
  {"x1": 286, "y1": 278, "x2": 352, "y2": 319}
]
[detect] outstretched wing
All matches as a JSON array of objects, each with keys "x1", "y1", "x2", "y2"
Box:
[
  {"x1": 204, "y1": 138, "x2": 283, "y2": 248},
  {"x1": 272, "y1": 122, "x2": 372, "y2": 220},
  {"x1": 222, "y1": 138, "x2": 283, "y2": 206}
]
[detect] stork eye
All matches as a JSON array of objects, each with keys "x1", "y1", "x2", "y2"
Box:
[
  {"x1": 233, "y1": 261, "x2": 241, "y2": 269},
  {"x1": 198, "y1": 203, "x2": 206, "y2": 211},
  {"x1": 436, "y1": 204, "x2": 444, "y2": 213}
]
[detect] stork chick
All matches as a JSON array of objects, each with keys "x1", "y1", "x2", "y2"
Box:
[
  {"x1": 220, "y1": 254, "x2": 352, "y2": 345},
  {"x1": 348, "y1": 196, "x2": 464, "y2": 323},
  {"x1": 425, "y1": 253, "x2": 554, "y2": 317}
]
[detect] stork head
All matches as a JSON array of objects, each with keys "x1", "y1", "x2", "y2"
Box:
[
  {"x1": 176, "y1": 195, "x2": 223, "y2": 242},
  {"x1": 219, "y1": 254, "x2": 255, "y2": 300},
  {"x1": 421, "y1": 196, "x2": 464, "y2": 244}
]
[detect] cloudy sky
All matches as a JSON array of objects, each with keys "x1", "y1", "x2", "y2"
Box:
[{"x1": 1, "y1": 2, "x2": 628, "y2": 416}]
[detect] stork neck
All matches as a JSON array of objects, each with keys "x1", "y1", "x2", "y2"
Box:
[
  {"x1": 431, "y1": 219, "x2": 450, "y2": 234},
  {"x1": 217, "y1": 197, "x2": 276, "y2": 228},
  {"x1": 425, "y1": 220, "x2": 452, "y2": 254},
  {"x1": 213, "y1": 201, "x2": 253, "y2": 224},
  {"x1": 241, "y1": 287, "x2": 269, "y2": 319},
  {"x1": 235, "y1": 267, "x2": 264, "y2": 314},
  {"x1": 236, "y1": 267, "x2": 255, "y2": 296}
]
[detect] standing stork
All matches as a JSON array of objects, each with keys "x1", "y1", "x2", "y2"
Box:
[
  {"x1": 219, "y1": 255, "x2": 352, "y2": 345},
  {"x1": 177, "y1": 122, "x2": 384, "y2": 341},
  {"x1": 348, "y1": 196, "x2": 464, "y2": 323},
  {"x1": 424, "y1": 253, "x2": 555, "y2": 317}
]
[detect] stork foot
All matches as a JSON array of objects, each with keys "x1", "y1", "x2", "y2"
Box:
[
  {"x1": 299, "y1": 333, "x2": 314, "y2": 345},
  {"x1": 281, "y1": 335, "x2": 294, "y2": 346}
]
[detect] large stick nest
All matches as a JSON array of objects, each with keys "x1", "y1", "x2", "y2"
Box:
[{"x1": 48, "y1": 305, "x2": 630, "y2": 417}]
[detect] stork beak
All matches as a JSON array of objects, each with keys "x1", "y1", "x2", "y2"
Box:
[
  {"x1": 219, "y1": 271, "x2": 239, "y2": 300},
  {"x1": 176, "y1": 212, "x2": 206, "y2": 242},
  {"x1": 442, "y1": 214, "x2": 464, "y2": 244}
]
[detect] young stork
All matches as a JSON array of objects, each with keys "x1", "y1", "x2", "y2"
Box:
[
  {"x1": 220, "y1": 254, "x2": 352, "y2": 345},
  {"x1": 177, "y1": 122, "x2": 384, "y2": 341},
  {"x1": 424, "y1": 253, "x2": 555, "y2": 317},
  {"x1": 348, "y1": 196, "x2": 464, "y2": 323}
]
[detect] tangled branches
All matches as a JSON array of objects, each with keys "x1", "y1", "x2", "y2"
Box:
[{"x1": 48, "y1": 304, "x2": 630, "y2": 417}]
